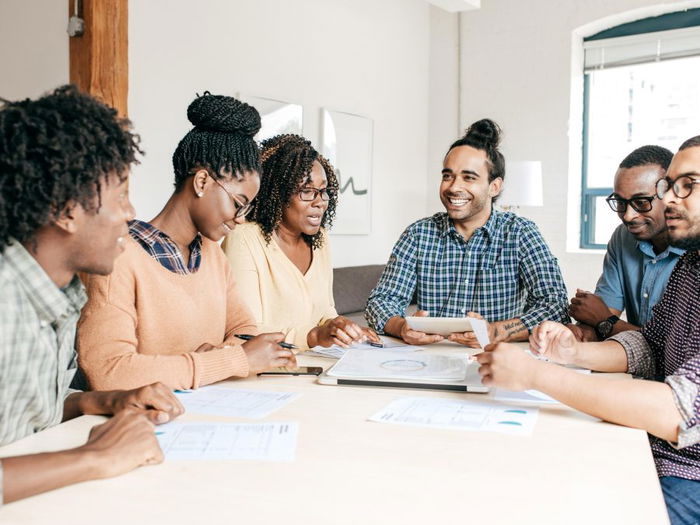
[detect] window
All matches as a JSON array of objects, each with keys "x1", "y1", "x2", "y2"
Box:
[{"x1": 580, "y1": 10, "x2": 700, "y2": 249}]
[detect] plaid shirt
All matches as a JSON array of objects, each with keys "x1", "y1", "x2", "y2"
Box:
[
  {"x1": 366, "y1": 211, "x2": 569, "y2": 332},
  {"x1": 129, "y1": 219, "x2": 202, "y2": 274},
  {"x1": 0, "y1": 241, "x2": 86, "y2": 504},
  {"x1": 611, "y1": 251, "x2": 700, "y2": 480}
]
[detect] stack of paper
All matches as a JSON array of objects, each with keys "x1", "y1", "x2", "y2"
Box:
[{"x1": 307, "y1": 339, "x2": 418, "y2": 359}]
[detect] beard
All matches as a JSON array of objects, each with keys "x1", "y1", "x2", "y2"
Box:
[{"x1": 670, "y1": 232, "x2": 700, "y2": 251}]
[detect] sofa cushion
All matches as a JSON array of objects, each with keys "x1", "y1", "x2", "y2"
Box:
[{"x1": 333, "y1": 264, "x2": 385, "y2": 316}]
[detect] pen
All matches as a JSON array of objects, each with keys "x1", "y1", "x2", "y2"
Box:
[{"x1": 235, "y1": 334, "x2": 298, "y2": 350}]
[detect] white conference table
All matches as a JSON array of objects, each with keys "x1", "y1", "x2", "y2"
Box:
[{"x1": 0, "y1": 341, "x2": 669, "y2": 525}]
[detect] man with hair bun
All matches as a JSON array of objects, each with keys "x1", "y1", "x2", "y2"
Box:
[
  {"x1": 568, "y1": 145, "x2": 683, "y2": 341},
  {"x1": 0, "y1": 86, "x2": 184, "y2": 504},
  {"x1": 366, "y1": 118, "x2": 568, "y2": 346}
]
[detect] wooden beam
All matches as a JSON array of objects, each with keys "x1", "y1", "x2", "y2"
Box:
[{"x1": 69, "y1": 0, "x2": 128, "y2": 116}]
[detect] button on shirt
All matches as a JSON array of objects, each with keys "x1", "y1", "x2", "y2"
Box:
[
  {"x1": 610, "y1": 251, "x2": 700, "y2": 480},
  {"x1": 596, "y1": 224, "x2": 684, "y2": 326},
  {"x1": 0, "y1": 241, "x2": 86, "y2": 503},
  {"x1": 366, "y1": 211, "x2": 569, "y2": 332}
]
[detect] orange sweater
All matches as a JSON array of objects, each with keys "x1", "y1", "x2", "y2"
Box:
[{"x1": 77, "y1": 237, "x2": 257, "y2": 391}]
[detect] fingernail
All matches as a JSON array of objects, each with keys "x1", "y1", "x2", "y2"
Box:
[{"x1": 156, "y1": 412, "x2": 169, "y2": 423}]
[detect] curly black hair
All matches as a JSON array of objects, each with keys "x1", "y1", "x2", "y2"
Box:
[
  {"x1": 172, "y1": 92, "x2": 261, "y2": 190},
  {"x1": 252, "y1": 134, "x2": 339, "y2": 249},
  {"x1": 0, "y1": 85, "x2": 142, "y2": 251}
]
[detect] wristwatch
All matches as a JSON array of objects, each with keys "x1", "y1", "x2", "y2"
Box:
[{"x1": 595, "y1": 315, "x2": 619, "y2": 340}]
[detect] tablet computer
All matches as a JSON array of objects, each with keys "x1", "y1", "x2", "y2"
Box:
[{"x1": 405, "y1": 316, "x2": 473, "y2": 337}]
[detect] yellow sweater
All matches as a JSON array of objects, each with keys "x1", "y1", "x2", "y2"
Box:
[
  {"x1": 222, "y1": 223, "x2": 338, "y2": 349},
  {"x1": 77, "y1": 237, "x2": 257, "y2": 391}
]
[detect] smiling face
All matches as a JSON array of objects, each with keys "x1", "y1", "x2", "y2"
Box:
[
  {"x1": 71, "y1": 172, "x2": 136, "y2": 275},
  {"x1": 440, "y1": 145, "x2": 501, "y2": 226},
  {"x1": 281, "y1": 160, "x2": 329, "y2": 237},
  {"x1": 663, "y1": 146, "x2": 700, "y2": 252},
  {"x1": 612, "y1": 165, "x2": 667, "y2": 242},
  {"x1": 191, "y1": 169, "x2": 260, "y2": 242}
]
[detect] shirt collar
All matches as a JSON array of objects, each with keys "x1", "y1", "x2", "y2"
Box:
[
  {"x1": 636, "y1": 239, "x2": 685, "y2": 260},
  {"x1": 129, "y1": 219, "x2": 202, "y2": 252},
  {"x1": 3, "y1": 240, "x2": 86, "y2": 324},
  {"x1": 436, "y1": 208, "x2": 499, "y2": 242}
]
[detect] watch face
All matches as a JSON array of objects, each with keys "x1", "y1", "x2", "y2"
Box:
[{"x1": 598, "y1": 320, "x2": 612, "y2": 337}]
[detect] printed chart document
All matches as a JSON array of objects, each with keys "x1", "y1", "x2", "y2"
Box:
[
  {"x1": 175, "y1": 387, "x2": 300, "y2": 419},
  {"x1": 369, "y1": 396, "x2": 538, "y2": 436},
  {"x1": 156, "y1": 422, "x2": 298, "y2": 461},
  {"x1": 308, "y1": 339, "x2": 413, "y2": 359},
  {"x1": 327, "y1": 349, "x2": 467, "y2": 381}
]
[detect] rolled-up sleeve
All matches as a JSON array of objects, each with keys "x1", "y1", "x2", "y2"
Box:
[
  {"x1": 609, "y1": 330, "x2": 655, "y2": 378},
  {"x1": 666, "y1": 358, "x2": 700, "y2": 449},
  {"x1": 365, "y1": 227, "x2": 418, "y2": 332},
  {"x1": 517, "y1": 223, "x2": 570, "y2": 330}
]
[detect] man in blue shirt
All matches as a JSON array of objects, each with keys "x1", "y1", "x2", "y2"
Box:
[
  {"x1": 365, "y1": 119, "x2": 568, "y2": 347},
  {"x1": 569, "y1": 145, "x2": 684, "y2": 341}
]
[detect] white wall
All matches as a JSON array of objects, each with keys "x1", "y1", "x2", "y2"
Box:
[
  {"x1": 457, "y1": 0, "x2": 700, "y2": 295},
  {"x1": 128, "y1": 0, "x2": 434, "y2": 268},
  {"x1": 0, "y1": 0, "x2": 68, "y2": 99}
]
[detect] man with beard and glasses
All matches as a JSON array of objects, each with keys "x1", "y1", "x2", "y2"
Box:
[
  {"x1": 568, "y1": 145, "x2": 684, "y2": 342},
  {"x1": 475, "y1": 135, "x2": 700, "y2": 525},
  {"x1": 365, "y1": 119, "x2": 568, "y2": 347}
]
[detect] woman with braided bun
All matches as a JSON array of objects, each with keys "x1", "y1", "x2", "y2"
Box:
[
  {"x1": 222, "y1": 134, "x2": 380, "y2": 349},
  {"x1": 78, "y1": 92, "x2": 295, "y2": 391}
]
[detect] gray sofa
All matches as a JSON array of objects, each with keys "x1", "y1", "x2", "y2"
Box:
[{"x1": 332, "y1": 264, "x2": 385, "y2": 325}]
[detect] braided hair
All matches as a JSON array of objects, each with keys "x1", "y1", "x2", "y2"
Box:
[
  {"x1": 0, "y1": 85, "x2": 142, "y2": 252},
  {"x1": 252, "y1": 134, "x2": 339, "y2": 249},
  {"x1": 172, "y1": 92, "x2": 261, "y2": 190},
  {"x1": 448, "y1": 118, "x2": 505, "y2": 182}
]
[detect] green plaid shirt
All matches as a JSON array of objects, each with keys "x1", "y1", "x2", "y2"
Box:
[{"x1": 0, "y1": 241, "x2": 86, "y2": 503}]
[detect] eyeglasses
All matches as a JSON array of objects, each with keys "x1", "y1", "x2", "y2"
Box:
[
  {"x1": 605, "y1": 193, "x2": 656, "y2": 213},
  {"x1": 207, "y1": 174, "x2": 253, "y2": 219},
  {"x1": 656, "y1": 175, "x2": 700, "y2": 200},
  {"x1": 298, "y1": 187, "x2": 335, "y2": 202}
]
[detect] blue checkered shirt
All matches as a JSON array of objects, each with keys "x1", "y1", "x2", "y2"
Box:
[
  {"x1": 129, "y1": 219, "x2": 202, "y2": 274},
  {"x1": 365, "y1": 211, "x2": 569, "y2": 333}
]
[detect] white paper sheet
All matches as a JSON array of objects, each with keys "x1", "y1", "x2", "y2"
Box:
[
  {"x1": 369, "y1": 396, "x2": 538, "y2": 436},
  {"x1": 493, "y1": 388, "x2": 558, "y2": 405},
  {"x1": 467, "y1": 318, "x2": 491, "y2": 348},
  {"x1": 307, "y1": 339, "x2": 419, "y2": 359},
  {"x1": 327, "y1": 349, "x2": 467, "y2": 381},
  {"x1": 156, "y1": 422, "x2": 298, "y2": 461},
  {"x1": 175, "y1": 387, "x2": 300, "y2": 419}
]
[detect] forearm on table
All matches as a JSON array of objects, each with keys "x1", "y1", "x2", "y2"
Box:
[
  {"x1": 63, "y1": 391, "x2": 126, "y2": 422},
  {"x1": 1, "y1": 448, "x2": 99, "y2": 504},
  {"x1": 531, "y1": 363, "x2": 681, "y2": 442},
  {"x1": 568, "y1": 339, "x2": 629, "y2": 372}
]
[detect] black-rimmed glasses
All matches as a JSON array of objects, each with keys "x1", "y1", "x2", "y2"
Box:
[
  {"x1": 298, "y1": 187, "x2": 335, "y2": 202},
  {"x1": 656, "y1": 175, "x2": 700, "y2": 200},
  {"x1": 207, "y1": 174, "x2": 253, "y2": 219},
  {"x1": 605, "y1": 193, "x2": 656, "y2": 213}
]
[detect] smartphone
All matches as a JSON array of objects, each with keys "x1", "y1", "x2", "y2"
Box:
[{"x1": 257, "y1": 366, "x2": 323, "y2": 376}]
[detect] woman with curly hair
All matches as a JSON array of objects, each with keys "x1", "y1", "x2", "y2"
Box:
[
  {"x1": 78, "y1": 93, "x2": 295, "y2": 391},
  {"x1": 222, "y1": 134, "x2": 379, "y2": 349}
]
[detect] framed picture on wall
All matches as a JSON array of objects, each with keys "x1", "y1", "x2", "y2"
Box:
[
  {"x1": 241, "y1": 95, "x2": 303, "y2": 142},
  {"x1": 321, "y1": 108, "x2": 373, "y2": 235}
]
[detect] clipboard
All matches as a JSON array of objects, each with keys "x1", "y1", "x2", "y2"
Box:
[{"x1": 316, "y1": 349, "x2": 488, "y2": 393}]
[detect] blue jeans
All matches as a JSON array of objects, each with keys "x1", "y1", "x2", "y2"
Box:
[{"x1": 661, "y1": 476, "x2": 700, "y2": 525}]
